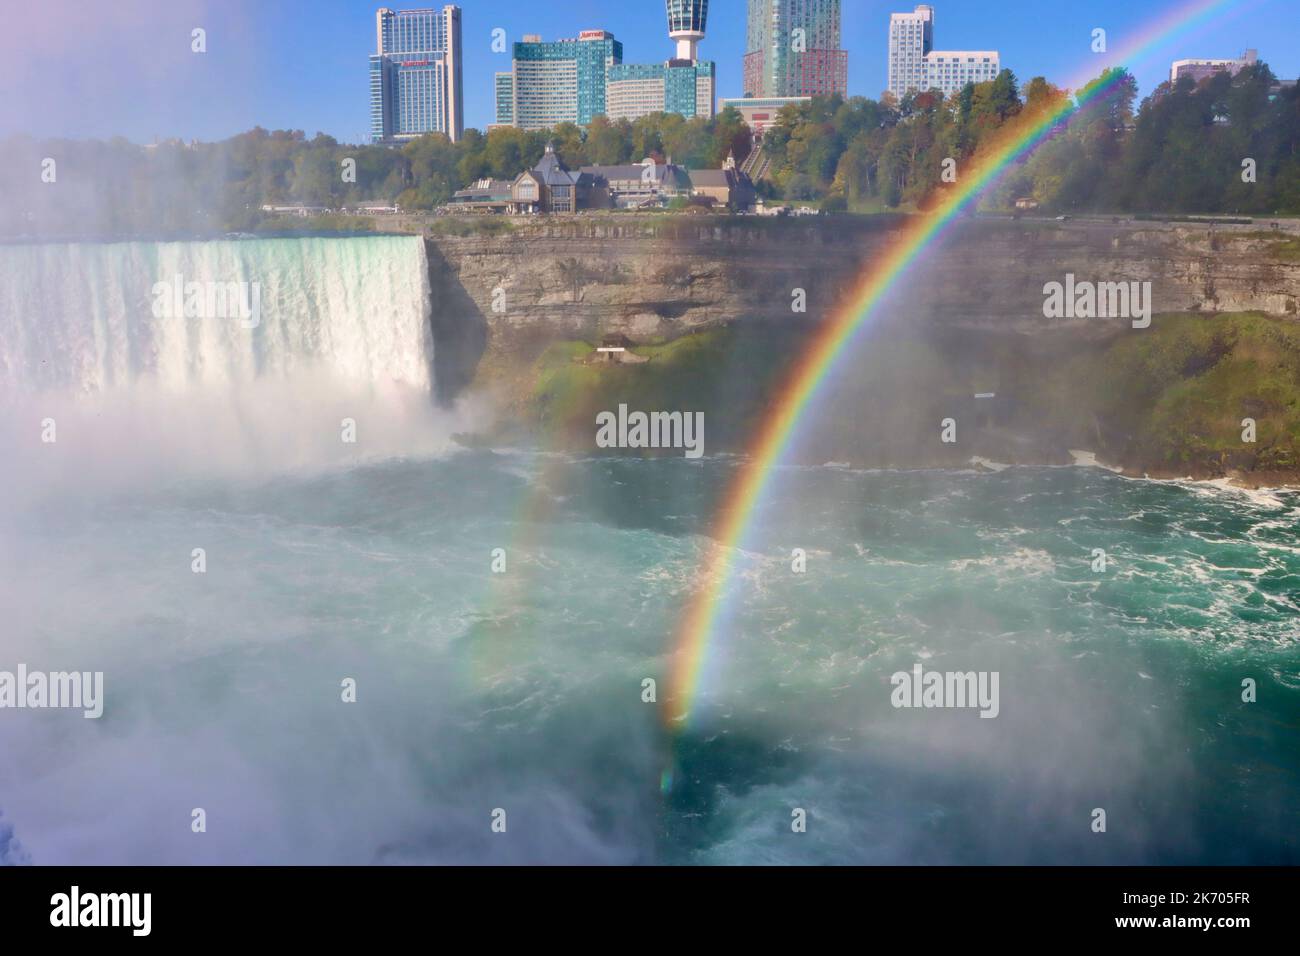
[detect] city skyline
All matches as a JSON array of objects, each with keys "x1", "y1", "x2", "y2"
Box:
[
  {"x1": 3, "y1": 0, "x2": 1296, "y2": 145},
  {"x1": 495, "y1": 2, "x2": 716, "y2": 130}
]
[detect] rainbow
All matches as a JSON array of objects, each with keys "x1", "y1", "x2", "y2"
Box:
[{"x1": 664, "y1": 0, "x2": 1247, "y2": 726}]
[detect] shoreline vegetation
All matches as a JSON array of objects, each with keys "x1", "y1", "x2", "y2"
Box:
[{"x1": 473, "y1": 311, "x2": 1300, "y2": 489}]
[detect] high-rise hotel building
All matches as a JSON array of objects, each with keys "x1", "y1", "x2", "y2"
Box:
[
  {"x1": 369, "y1": 6, "x2": 463, "y2": 143},
  {"x1": 742, "y1": 0, "x2": 848, "y2": 98},
  {"x1": 887, "y1": 5, "x2": 999, "y2": 99},
  {"x1": 496, "y1": 31, "x2": 624, "y2": 131},
  {"x1": 605, "y1": 61, "x2": 715, "y2": 122}
]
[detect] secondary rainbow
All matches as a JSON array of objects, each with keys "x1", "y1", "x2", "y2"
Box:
[{"x1": 664, "y1": 0, "x2": 1248, "y2": 725}]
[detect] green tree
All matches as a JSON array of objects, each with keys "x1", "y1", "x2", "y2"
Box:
[{"x1": 586, "y1": 116, "x2": 631, "y2": 165}]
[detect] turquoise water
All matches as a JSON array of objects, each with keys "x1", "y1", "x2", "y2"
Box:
[
  {"x1": 2, "y1": 453, "x2": 1296, "y2": 864},
  {"x1": 1, "y1": 237, "x2": 1295, "y2": 864}
]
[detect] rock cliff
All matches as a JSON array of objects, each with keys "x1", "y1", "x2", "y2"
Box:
[
  {"x1": 423, "y1": 216, "x2": 1300, "y2": 482},
  {"x1": 425, "y1": 216, "x2": 1300, "y2": 369}
]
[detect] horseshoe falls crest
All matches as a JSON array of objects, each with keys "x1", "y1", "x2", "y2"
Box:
[
  {"x1": 0, "y1": 236, "x2": 449, "y2": 495},
  {"x1": 0, "y1": 237, "x2": 1298, "y2": 866}
]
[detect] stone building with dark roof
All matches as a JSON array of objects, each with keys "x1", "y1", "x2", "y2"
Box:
[
  {"x1": 507, "y1": 142, "x2": 594, "y2": 214},
  {"x1": 578, "y1": 159, "x2": 690, "y2": 209},
  {"x1": 448, "y1": 145, "x2": 752, "y2": 215}
]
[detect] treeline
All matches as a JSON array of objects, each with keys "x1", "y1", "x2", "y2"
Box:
[
  {"x1": 4, "y1": 62, "x2": 1295, "y2": 239},
  {"x1": 762, "y1": 61, "x2": 1299, "y2": 214},
  {"x1": 2, "y1": 110, "x2": 751, "y2": 238}
]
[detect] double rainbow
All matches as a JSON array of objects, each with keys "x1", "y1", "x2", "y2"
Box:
[{"x1": 664, "y1": 0, "x2": 1247, "y2": 725}]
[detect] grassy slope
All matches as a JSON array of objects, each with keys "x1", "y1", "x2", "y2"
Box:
[
  {"x1": 528, "y1": 327, "x2": 797, "y2": 451},
  {"x1": 514, "y1": 313, "x2": 1300, "y2": 478},
  {"x1": 1069, "y1": 313, "x2": 1300, "y2": 472},
  {"x1": 1267, "y1": 237, "x2": 1300, "y2": 262}
]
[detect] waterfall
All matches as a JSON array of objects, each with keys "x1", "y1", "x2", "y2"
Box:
[
  {"x1": 0, "y1": 236, "x2": 458, "y2": 497},
  {"x1": 0, "y1": 235, "x2": 434, "y2": 395}
]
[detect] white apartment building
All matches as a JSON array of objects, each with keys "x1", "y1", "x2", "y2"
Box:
[
  {"x1": 888, "y1": 5, "x2": 1000, "y2": 99},
  {"x1": 1170, "y1": 49, "x2": 1257, "y2": 84}
]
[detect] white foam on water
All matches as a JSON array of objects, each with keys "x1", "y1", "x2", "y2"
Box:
[{"x1": 1068, "y1": 449, "x2": 1124, "y2": 472}]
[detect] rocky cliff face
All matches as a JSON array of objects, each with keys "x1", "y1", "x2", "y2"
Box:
[
  {"x1": 423, "y1": 216, "x2": 1300, "y2": 482},
  {"x1": 425, "y1": 217, "x2": 1300, "y2": 377}
]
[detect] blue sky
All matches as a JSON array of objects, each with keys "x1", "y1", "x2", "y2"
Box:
[{"x1": 2, "y1": 0, "x2": 1294, "y2": 144}]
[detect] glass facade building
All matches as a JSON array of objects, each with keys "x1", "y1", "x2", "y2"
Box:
[
  {"x1": 369, "y1": 6, "x2": 463, "y2": 144},
  {"x1": 496, "y1": 7, "x2": 716, "y2": 130},
  {"x1": 498, "y1": 32, "x2": 623, "y2": 130},
  {"x1": 743, "y1": 0, "x2": 847, "y2": 98},
  {"x1": 495, "y1": 72, "x2": 515, "y2": 126},
  {"x1": 664, "y1": 60, "x2": 714, "y2": 117},
  {"x1": 606, "y1": 61, "x2": 715, "y2": 122}
]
